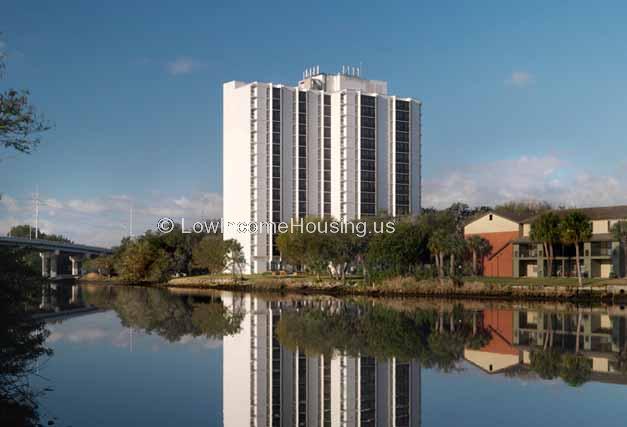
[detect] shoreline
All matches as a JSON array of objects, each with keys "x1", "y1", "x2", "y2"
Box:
[{"x1": 79, "y1": 275, "x2": 627, "y2": 304}]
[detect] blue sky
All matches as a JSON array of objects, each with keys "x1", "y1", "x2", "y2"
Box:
[{"x1": 2, "y1": 0, "x2": 627, "y2": 245}]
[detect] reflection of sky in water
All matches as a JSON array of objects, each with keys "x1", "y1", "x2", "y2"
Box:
[
  {"x1": 423, "y1": 362, "x2": 627, "y2": 427},
  {"x1": 33, "y1": 311, "x2": 223, "y2": 427},
  {"x1": 31, "y1": 303, "x2": 627, "y2": 427}
]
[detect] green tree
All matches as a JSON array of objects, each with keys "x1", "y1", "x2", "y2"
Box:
[
  {"x1": 448, "y1": 236, "x2": 467, "y2": 277},
  {"x1": 8, "y1": 224, "x2": 72, "y2": 243},
  {"x1": 530, "y1": 349, "x2": 562, "y2": 380},
  {"x1": 276, "y1": 223, "x2": 307, "y2": 270},
  {"x1": 192, "y1": 235, "x2": 228, "y2": 274},
  {"x1": 0, "y1": 248, "x2": 52, "y2": 426},
  {"x1": 560, "y1": 211, "x2": 592, "y2": 287},
  {"x1": 494, "y1": 200, "x2": 551, "y2": 219},
  {"x1": 559, "y1": 354, "x2": 591, "y2": 387},
  {"x1": 611, "y1": 220, "x2": 627, "y2": 277},
  {"x1": 365, "y1": 219, "x2": 429, "y2": 280},
  {"x1": 117, "y1": 240, "x2": 160, "y2": 282},
  {"x1": 83, "y1": 255, "x2": 115, "y2": 277},
  {"x1": 428, "y1": 229, "x2": 449, "y2": 280},
  {"x1": 466, "y1": 235, "x2": 492, "y2": 275},
  {"x1": 530, "y1": 212, "x2": 561, "y2": 277},
  {"x1": 224, "y1": 239, "x2": 245, "y2": 279},
  {"x1": 1, "y1": 47, "x2": 50, "y2": 157}
]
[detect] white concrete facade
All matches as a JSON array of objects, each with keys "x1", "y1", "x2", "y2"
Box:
[{"x1": 223, "y1": 71, "x2": 422, "y2": 273}]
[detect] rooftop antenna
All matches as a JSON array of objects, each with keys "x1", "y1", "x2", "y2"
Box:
[{"x1": 316, "y1": 65, "x2": 319, "y2": 74}]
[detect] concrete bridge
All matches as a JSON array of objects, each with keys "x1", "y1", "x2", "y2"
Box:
[{"x1": 0, "y1": 236, "x2": 113, "y2": 279}]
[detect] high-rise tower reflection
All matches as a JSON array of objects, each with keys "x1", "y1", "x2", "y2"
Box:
[{"x1": 222, "y1": 294, "x2": 422, "y2": 427}]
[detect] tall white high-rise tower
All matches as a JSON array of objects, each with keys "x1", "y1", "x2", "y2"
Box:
[{"x1": 223, "y1": 68, "x2": 422, "y2": 273}]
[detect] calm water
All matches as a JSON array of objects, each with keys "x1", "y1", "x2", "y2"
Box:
[{"x1": 30, "y1": 284, "x2": 627, "y2": 426}]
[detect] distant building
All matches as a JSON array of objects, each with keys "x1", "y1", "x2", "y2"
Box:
[
  {"x1": 463, "y1": 205, "x2": 627, "y2": 278},
  {"x1": 223, "y1": 68, "x2": 422, "y2": 274}
]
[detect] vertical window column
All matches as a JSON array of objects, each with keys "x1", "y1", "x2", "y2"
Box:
[
  {"x1": 323, "y1": 94, "x2": 331, "y2": 216},
  {"x1": 271, "y1": 87, "x2": 281, "y2": 258},
  {"x1": 395, "y1": 100, "x2": 410, "y2": 216},
  {"x1": 250, "y1": 85, "x2": 258, "y2": 271},
  {"x1": 360, "y1": 95, "x2": 376, "y2": 216},
  {"x1": 340, "y1": 92, "x2": 347, "y2": 219},
  {"x1": 298, "y1": 91, "x2": 307, "y2": 217}
]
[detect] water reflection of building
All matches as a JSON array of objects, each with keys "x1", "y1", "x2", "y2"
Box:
[
  {"x1": 464, "y1": 309, "x2": 521, "y2": 374},
  {"x1": 464, "y1": 308, "x2": 627, "y2": 383},
  {"x1": 223, "y1": 295, "x2": 421, "y2": 427}
]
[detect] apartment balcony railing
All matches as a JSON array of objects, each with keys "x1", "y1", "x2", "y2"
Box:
[
  {"x1": 518, "y1": 248, "x2": 538, "y2": 258},
  {"x1": 591, "y1": 247, "x2": 612, "y2": 257}
]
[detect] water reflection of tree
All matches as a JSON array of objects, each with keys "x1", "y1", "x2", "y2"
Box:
[
  {"x1": 0, "y1": 249, "x2": 52, "y2": 426},
  {"x1": 528, "y1": 311, "x2": 592, "y2": 386},
  {"x1": 276, "y1": 303, "x2": 491, "y2": 371},
  {"x1": 83, "y1": 287, "x2": 244, "y2": 341}
]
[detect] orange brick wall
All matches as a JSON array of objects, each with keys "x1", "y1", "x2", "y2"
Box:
[
  {"x1": 480, "y1": 309, "x2": 517, "y2": 355},
  {"x1": 466, "y1": 231, "x2": 519, "y2": 277}
]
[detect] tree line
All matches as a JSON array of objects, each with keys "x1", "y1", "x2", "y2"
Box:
[
  {"x1": 276, "y1": 203, "x2": 495, "y2": 283},
  {"x1": 83, "y1": 223, "x2": 245, "y2": 282}
]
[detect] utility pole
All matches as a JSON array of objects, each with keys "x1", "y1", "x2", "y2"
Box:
[
  {"x1": 129, "y1": 206, "x2": 134, "y2": 239},
  {"x1": 34, "y1": 186, "x2": 40, "y2": 239}
]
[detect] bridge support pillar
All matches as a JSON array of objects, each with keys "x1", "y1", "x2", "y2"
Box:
[
  {"x1": 40, "y1": 252, "x2": 50, "y2": 277},
  {"x1": 50, "y1": 252, "x2": 59, "y2": 279},
  {"x1": 70, "y1": 284, "x2": 80, "y2": 304},
  {"x1": 70, "y1": 256, "x2": 80, "y2": 276}
]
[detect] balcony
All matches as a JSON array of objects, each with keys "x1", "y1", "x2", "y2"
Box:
[
  {"x1": 517, "y1": 246, "x2": 538, "y2": 258},
  {"x1": 591, "y1": 242, "x2": 613, "y2": 257}
]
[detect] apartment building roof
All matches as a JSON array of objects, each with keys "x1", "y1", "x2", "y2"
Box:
[
  {"x1": 524, "y1": 205, "x2": 627, "y2": 224},
  {"x1": 464, "y1": 210, "x2": 530, "y2": 227}
]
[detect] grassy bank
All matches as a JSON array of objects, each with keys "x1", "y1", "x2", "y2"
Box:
[{"x1": 166, "y1": 274, "x2": 627, "y2": 303}]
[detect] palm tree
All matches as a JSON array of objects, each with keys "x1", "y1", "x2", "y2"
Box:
[
  {"x1": 428, "y1": 230, "x2": 448, "y2": 281},
  {"x1": 466, "y1": 235, "x2": 492, "y2": 276},
  {"x1": 530, "y1": 212, "x2": 561, "y2": 277},
  {"x1": 224, "y1": 239, "x2": 245, "y2": 279},
  {"x1": 448, "y1": 237, "x2": 467, "y2": 277},
  {"x1": 611, "y1": 220, "x2": 627, "y2": 278},
  {"x1": 560, "y1": 211, "x2": 592, "y2": 288}
]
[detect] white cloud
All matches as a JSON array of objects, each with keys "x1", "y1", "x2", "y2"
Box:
[
  {"x1": 0, "y1": 192, "x2": 222, "y2": 247},
  {"x1": 165, "y1": 57, "x2": 206, "y2": 76},
  {"x1": 506, "y1": 71, "x2": 533, "y2": 87},
  {"x1": 424, "y1": 154, "x2": 627, "y2": 209}
]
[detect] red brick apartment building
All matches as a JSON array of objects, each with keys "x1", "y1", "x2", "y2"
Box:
[
  {"x1": 463, "y1": 206, "x2": 627, "y2": 278},
  {"x1": 463, "y1": 211, "x2": 529, "y2": 277}
]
